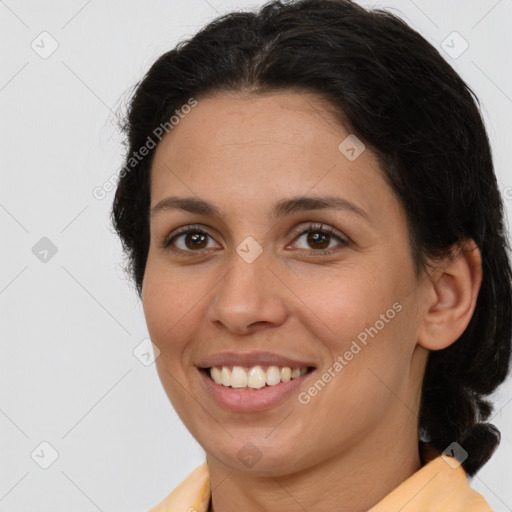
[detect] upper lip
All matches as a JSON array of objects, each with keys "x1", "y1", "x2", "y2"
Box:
[{"x1": 197, "y1": 351, "x2": 316, "y2": 369}]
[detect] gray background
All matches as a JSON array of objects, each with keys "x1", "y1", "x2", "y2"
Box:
[{"x1": 1, "y1": 0, "x2": 511, "y2": 511}]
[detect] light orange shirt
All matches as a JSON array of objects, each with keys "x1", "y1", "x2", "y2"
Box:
[{"x1": 146, "y1": 444, "x2": 493, "y2": 511}]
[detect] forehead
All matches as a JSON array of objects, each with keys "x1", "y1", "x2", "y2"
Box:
[
  {"x1": 153, "y1": 90, "x2": 349, "y2": 169},
  {"x1": 149, "y1": 90, "x2": 400, "y2": 225}
]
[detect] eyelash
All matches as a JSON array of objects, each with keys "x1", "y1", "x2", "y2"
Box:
[{"x1": 161, "y1": 223, "x2": 350, "y2": 256}]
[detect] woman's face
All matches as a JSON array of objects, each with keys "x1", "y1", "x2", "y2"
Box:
[{"x1": 143, "y1": 90, "x2": 430, "y2": 475}]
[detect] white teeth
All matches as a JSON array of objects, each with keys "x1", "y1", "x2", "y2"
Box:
[
  {"x1": 247, "y1": 366, "x2": 266, "y2": 389},
  {"x1": 280, "y1": 367, "x2": 291, "y2": 382},
  {"x1": 221, "y1": 367, "x2": 231, "y2": 386},
  {"x1": 231, "y1": 366, "x2": 248, "y2": 388},
  {"x1": 211, "y1": 367, "x2": 222, "y2": 384},
  {"x1": 209, "y1": 365, "x2": 309, "y2": 388},
  {"x1": 291, "y1": 368, "x2": 301, "y2": 379},
  {"x1": 266, "y1": 366, "x2": 281, "y2": 386}
]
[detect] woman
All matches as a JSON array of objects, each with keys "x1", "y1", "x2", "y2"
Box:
[{"x1": 111, "y1": 0, "x2": 512, "y2": 510}]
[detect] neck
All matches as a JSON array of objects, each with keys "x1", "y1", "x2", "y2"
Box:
[{"x1": 206, "y1": 428, "x2": 422, "y2": 512}]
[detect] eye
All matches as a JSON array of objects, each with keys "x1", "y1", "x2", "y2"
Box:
[
  {"x1": 161, "y1": 222, "x2": 350, "y2": 256},
  {"x1": 162, "y1": 224, "x2": 219, "y2": 253},
  {"x1": 289, "y1": 223, "x2": 349, "y2": 254}
]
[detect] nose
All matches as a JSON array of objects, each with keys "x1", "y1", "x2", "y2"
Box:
[{"x1": 206, "y1": 249, "x2": 289, "y2": 335}]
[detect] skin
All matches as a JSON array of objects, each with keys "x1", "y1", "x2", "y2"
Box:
[{"x1": 142, "y1": 90, "x2": 482, "y2": 512}]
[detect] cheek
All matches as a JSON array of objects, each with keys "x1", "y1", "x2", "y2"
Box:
[
  {"x1": 292, "y1": 262, "x2": 399, "y2": 344},
  {"x1": 142, "y1": 267, "x2": 204, "y2": 411},
  {"x1": 142, "y1": 261, "x2": 198, "y2": 360},
  {"x1": 297, "y1": 261, "x2": 415, "y2": 403}
]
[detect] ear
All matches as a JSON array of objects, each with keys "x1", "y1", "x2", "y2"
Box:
[{"x1": 417, "y1": 239, "x2": 482, "y2": 351}]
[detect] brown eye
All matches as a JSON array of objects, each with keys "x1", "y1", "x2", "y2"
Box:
[
  {"x1": 163, "y1": 225, "x2": 219, "y2": 253},
  {"x1": 182, "y1": 232, "x2": 209, "y2": 250},
  {"x1": 291, "y1": 223, "x2": 349, "y2": 254},
  {"x1": 305, "y1": 231, "x2": 331, "y2": 250}
]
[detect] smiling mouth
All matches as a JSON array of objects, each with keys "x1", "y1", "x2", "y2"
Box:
[{"x1": 202, "y1": 365, "x2": 315, "y2": 389}]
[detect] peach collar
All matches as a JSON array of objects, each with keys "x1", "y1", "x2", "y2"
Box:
[{"x1": 147, "y1": 444, "x2": 493, "y2": 512}]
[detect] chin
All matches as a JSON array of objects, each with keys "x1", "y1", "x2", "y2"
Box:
[{"x1": 202, "y1": 435, "x2": 310, "y2": 476}]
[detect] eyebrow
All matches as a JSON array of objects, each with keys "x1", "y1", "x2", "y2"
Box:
[{"x1": 150, "y1": 195, "x2": 370, "y2": 222}]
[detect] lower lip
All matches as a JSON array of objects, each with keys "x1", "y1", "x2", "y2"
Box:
[{"x1": 199, "y1": 369, "x2": 314, "y2": 412}]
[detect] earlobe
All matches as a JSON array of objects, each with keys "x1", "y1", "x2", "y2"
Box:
[{"x1": 417, "y1": 239, "x2": 482, "y2": 351}]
